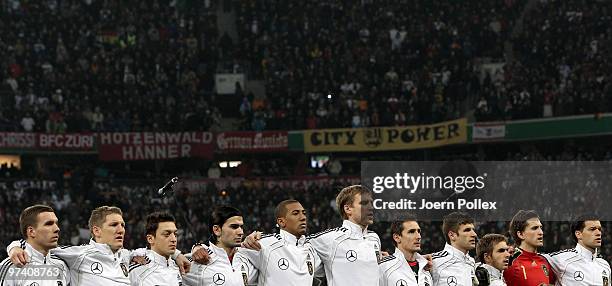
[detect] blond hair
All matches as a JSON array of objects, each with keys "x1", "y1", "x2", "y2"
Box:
[
  {"x1": 88, "y1": 206, "x2": 123, "y2": 237},
  {"x1": 336, "y1": 185, "x2": 370, "y2": 219}
]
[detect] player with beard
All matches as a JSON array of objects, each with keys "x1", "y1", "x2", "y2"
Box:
[{"x1": 184, "y1": 206, "x2": 246, "y2": 286}]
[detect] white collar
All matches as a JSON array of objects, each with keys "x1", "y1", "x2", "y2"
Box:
[
  {"x1": 444, "y1": 243, "x2": 472, "y2": 261},
  {"x1": 481, "y1": 263, "x2": 503, "y2": 280},
  {"x1": 89, "y1": 239, "x2": 122, "y2": 258},
  {"x1": 149, "y1": 249, "x2": 173, "y2": 267},
  {"x1": 393, "y1": 247, "x2": 428, "y2": 270},
  {"x1": 90, "y1": 239, "x2": 114, "y2": 254},
  {"x1": 576, "y1": 243, "x2": 596, "y2": 261},
  {"x1": 23, "y1": 241, "x2": 48, "y2": 263},
  {"x1": 342, "y1": 220, "x2": 368, "y2": 238},
  {"x1": 279, "y1": 229, "x2": 305, "y2": 246},
  {"x1": 210, "y1": 243, "x2": 232, "y2": 263}
]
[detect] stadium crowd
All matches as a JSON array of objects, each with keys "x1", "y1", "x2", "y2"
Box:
[
  {"x1": 236, "y1": 0, "x2": 522, "y2": 130},
  {"x1": 474, "y1": 0, "x2": 612, "y2": 121},
  {"x1": 0, "y1": 0, "x2": 221, "y2": 133},
  {"x1": 1, "y1": 0, "x2": 610, "y2": 132}
]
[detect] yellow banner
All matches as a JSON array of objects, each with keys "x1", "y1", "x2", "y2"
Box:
[{"x1": 303, "y1": 118, "x2": 467, "y2": 153}]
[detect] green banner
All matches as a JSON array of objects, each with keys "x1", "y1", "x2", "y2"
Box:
[{"x1": 468, "y1": 114, "x2": 612, "y2": 143}]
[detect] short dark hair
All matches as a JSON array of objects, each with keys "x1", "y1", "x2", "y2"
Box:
[
  {"x1": 570, "y1": 215, "x2": 600, "y2": 242},
  {"x1": 145, "y1": 212, "x2": 176, "y2": 237},
  {"x1": 390, "y1": 215, "x2": 418, "y2": 247},
  {"x1": 20, "y1": 205, "x2": 55, "y2": 239},
  {"x1": 476, "y1": 234, "x2": 507, "y2": 263},
  {"x1": 509, "y1": 210, "x2": 539, "y2": 245},
  {"x1": 442, "y1": 212, "x2": 474, "y2": 244},
  {"x1": 209, "y1": 206, "x2": 241, "y2": 244},
  {"x1": 275, "y1": 199, "x2": 300, "y2": 219}
]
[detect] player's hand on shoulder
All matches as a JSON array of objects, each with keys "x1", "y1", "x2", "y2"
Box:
[
  {"x1": 131, "y1": 255, "x2": 149, "y2": 266},
  {"x1": 9, "y1": 247, "x2": 29, "y2": 267},
  {"x1": 192, "y1": 245, "x2": 211, "y2": 265},
  {"x1": 176, "y1": 254, "x2": 191, "y2": 275},
  {"x1": 241, "y1": 231, "x2": 262, "y2": 251},
  {"x1": 423, "y1": 253, "x2": 433, "y2": 271}
]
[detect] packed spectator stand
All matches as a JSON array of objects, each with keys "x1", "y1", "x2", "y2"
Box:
[
  {"x1": 1, "y1": 0, "x2": 220, "y2": 133},
  {"x1": 4, "y1": 0, "x2": 610, "y2": 133},
  {"x1": 236, "y1": 0, "x2": 523, "y2": 130},
  {"x1": 474, "y1": 0, "x2": 612, "y2": 121}
]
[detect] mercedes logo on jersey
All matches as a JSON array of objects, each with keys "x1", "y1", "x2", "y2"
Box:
[
  {"x1": 396, "y1": 279, "x2": 408, "y2": 286},
  {"x1": 447, "y1": 276, "x2": 457, "y2": 286},
  {"x1": 278, "y1": 258, "x2": 289, "y2": 270},
  {"x1": 346, "y1": 250, "x2": 357, "y2": 262},
  {"x1": 574, "y1": 271, "x2": 585, "y2": 281},
  {"x1": 91, "y1": 262, "x2": 103, "y2": 275},
  {"x1": 213, "y1": 273, "x2": 226, "y2": 285}
]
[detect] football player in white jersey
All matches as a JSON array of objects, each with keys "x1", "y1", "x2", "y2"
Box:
[
  {"x1": 7, "y1": 206, "x2": 190, "y2": 285},
  {"x1": 232, "y1": 199, "x2": 322, "y2": 286},
  {"x1": 0, "y1": 205, "x2": 70, "y2": 286},
  {"x1": 378, "y1": 217, "x2": 433, "y2": 286},
  {"x1": 183, "y1": 206, "x2": 246, "y2": 286},
  {"x1": 305, "y1": 185, "x2": 382, "y2": 286},
  {"x1": 240, "y1": 185, "x2": 382, "y2": 286},
  {"x1": 544, "y1": 215, "x2": 611, "y2": 286},
  {"x1": 129, "y1": 212, "x2": 182, "y2": 286},
  {"x1": 431, "y1": 212, "x2": 478, "y2": 286},
  {"x1": 475, "y1": 234, "x2": 510, "y2": 286}
]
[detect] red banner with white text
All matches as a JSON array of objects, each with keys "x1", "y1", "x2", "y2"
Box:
[
  {"x1": 216, "y1": 131, "x2": 289, "y2": 152},
  {"x1": 97, "y1": 132, "x2": 214, "y2": 161}
]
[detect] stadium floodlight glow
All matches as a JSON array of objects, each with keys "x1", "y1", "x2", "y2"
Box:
[
  {"x1": 229, "y1": 161, "x2": 242, "y2": 167},
  {"x1": 219, "y1": 161, "x2": 228, "y2": 168}
]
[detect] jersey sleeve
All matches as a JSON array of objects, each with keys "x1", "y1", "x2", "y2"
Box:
[
  {"x1": 234, "y1": 250, "x2": 259, "y2": 285},
  {"x1": 431, "y1": 252, "x2": 451, "y2": 286},
  {"x1": 378, "y1": 264, "x2": 388, "y2": 286},
  {"x1": 0, "y1": 259, "x2": 17, "y2": 286},
  {"x1": 6, "y1": 239, "x2": 83, "y2": 269},
  {"x1": 311, "y1": 246, "x2": 324, "y2": 275},
  {"x1": 540, "y1": 253, "x2": 562, "y2": 279},
  {"x1": 183, "y1": 262, "x2": 206, "y2": 286},
  {"x1": 306, "y1": 231, "x2": 334, "y2": 264},
  {"x1": 5, "y1": 240, "x2": 24, "y2": 257},
  {"x1": 50, "y1": 245, "x2": 87, "y2": 268}
]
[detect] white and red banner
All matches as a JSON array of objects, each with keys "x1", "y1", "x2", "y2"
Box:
[
  {"x1": 98, "y1": 132, "x2": 214, "y2": 161},
  {"x1": 472, "y1": 123, "x2": 506, "y2": 141},
  {"x1": 216, "y1": 131, "x2": 289, "y2": 152}
]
